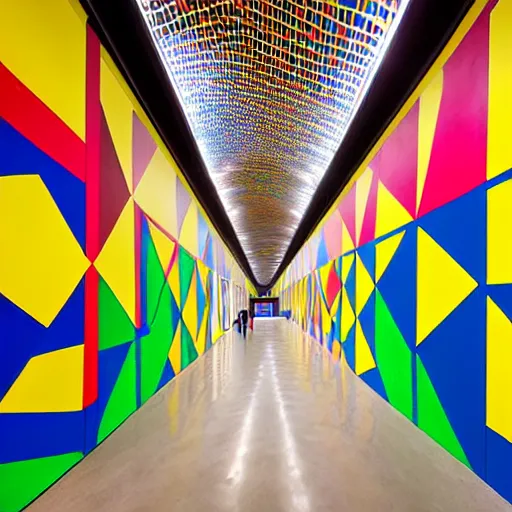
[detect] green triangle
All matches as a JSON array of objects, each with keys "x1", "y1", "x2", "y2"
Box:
[
  {"x1": 0, "y1": 452, "x2": 82, "y2": 512},
  {"x1": 99, "y1": 277, "x2": 136, "y2": 350},
  {"x1": 417, "y1": 355, "x2": 471, "y2": 467},
  {"x1": 179, "y1": 247, "x2": 195, "y2": 307},
  {"x1": 141, "y1": 284, "x2": 175, "y2": 404},
  {"x1": 146, "y1": 229, "x2": 167, "y2": 325},
  {"x1": 375, "y1": 290, "x2": 413, "y2": 420},
  {"x1": 181, "y1": 322, "x2": 198, "y2": 369},
  {"x1": 97, "y1": 343, "x2": 137, "y2": 443}
]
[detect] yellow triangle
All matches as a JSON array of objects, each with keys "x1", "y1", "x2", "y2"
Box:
[
  {"x1": 167, "y1": 258, "x2": 181, "y2": 309},
  {"x1": 341, "y1": 219, "x2": 354, "y2": 254},
  {"x1": 330, "y1": 290, "x2": 341, "y2": 317},
  {"x1": 196, "y1": 312, "x2": 208, "y2": 356},
  {"x1": 0, "y1": 345, "x2": 84, "y2": 413},
  {"x1": 182, "y1": 270, "x2": 198, "y2": 343},
  {"x1": 196, "y1": 259, "x2": 210, "y2": 291},
  {"x1": 100, "y1": 53, "x2": 133, "y2": 192},
  {"x1": 417, "y1": 228, "x2": 477, "y2": 345},
  {"x1": 375, "y1": 230, "x2": 406, "y2": 282},
  {"x1": 179, "y1": 202, "x2": 199, "y2": 258},
  {"x1": 355, "y1": 167, "x2": 373, "y2": 244},
  {"x1": 355, "y1": 321, "x2": 376, "y2": 376},
  {"x1": 375, "y1": 181, "x2": 414, "y2": 239},
  {"x1": 319, "y1": 263, "x2": 331, "y2": 297},
  {"x1": 134, "y1": 148, "x2": 178, "y2": 238},
  {"x1": 488, "y1": 0, "x2": 512, "y2": 180},
  {"x1": 488, "y1": 179, "x2": 512, "y2": 285},
  {"x1": 148, "y1": 220, "x2": 176, "y2": 275},
  {"x1": 341, "y1": 252, "x2": 355, "y2": 285},
  {"x1": 341, "y1": 290, "x2": 355, "y2": 342},
  {"x1": 355, "y1": 253, "x2": 374, "y2": 316},
  {"x1": 418, "y1": 70, "x2": 443, "y2": 213},
  {"x1": 487, "y1": 297, "x2": 512, "y2": 442},
  {"x1": 95, "y1": 199, "x2": 136, "y2": 323},
  {"x1": 169, "y1": 322, "x2": 182, "y2": 375}
]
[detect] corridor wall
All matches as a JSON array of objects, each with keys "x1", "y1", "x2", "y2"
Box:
[
  {"x1": 0, "y1": 1, "x2": 252, "y2": 510},
  {"x1": 273, "y1": 0, "x2": 512, "y2": 503}
]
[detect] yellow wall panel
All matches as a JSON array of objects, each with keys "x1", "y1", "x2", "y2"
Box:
[
  {"x1": 95, "y1": 199, "x2": 136, "y2": 324},
  {"x1": 488, "y1": 0, "x2": 512, "y2": 179},
  {"x1": 180, "y1": 203, "x2": 199, "y2": 257},
  {"x1": 0, "y1": 0, "x2": 86, "y2": 138},
  {"x1": 417, "y1": 71, "x2": 443, "y2": 213},
  {"x1": 135, "y1": 148, "x2": 179, "y2": 238},
  {"x1": 0, "y1": 345, "x2": 84, "y2": 413},
  {"x1": 487, "y1": 179, "x2": 512, "y2": 284},
  {"x1": 487, "y1": 297, "x2": 512, "y2": 442},
  {"x1": 0, "y1": 175, "x2": 89, "y2": 327},
  {"x1": 100, "y1": 51, "x2": 134, "y2": 191}
]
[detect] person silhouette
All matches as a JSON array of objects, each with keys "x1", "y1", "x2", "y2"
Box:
[{"x1": 238, "y1": 309, "x2": 249, "y2": 338}]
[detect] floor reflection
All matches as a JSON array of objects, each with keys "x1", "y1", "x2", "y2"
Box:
[{"x1": 30, "y1": 319, "x2": 510, "y2": 512}]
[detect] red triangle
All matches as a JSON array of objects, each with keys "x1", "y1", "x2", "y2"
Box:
[
  {"x1": 326, "y1": 264, "x2": 341, "y2": 309},
  {"x1": 99, "y1": 106, "x2": 131, "y2": 249},
  {"x1": 374, "y1": 103, "x2": 419, "y2": 219},
  {"x1": 132, "y1": 113, "x2": 157, "y2": 190},
  {"x1": 418, "y1": 10, "x2": 489, "y2": 217}
]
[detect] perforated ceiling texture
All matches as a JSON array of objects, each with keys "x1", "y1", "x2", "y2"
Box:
[{"x1": 136, "y1": 0, "x2": 408, "y2": 285}]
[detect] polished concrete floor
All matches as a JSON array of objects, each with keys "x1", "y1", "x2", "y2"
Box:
[{"x1": 30, "y1": 318, "x2": 510, "y2": 512}]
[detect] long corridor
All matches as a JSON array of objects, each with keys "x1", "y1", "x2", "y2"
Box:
[{"x1": 30, "y1": 319, "x2": 509, "y2": 512}]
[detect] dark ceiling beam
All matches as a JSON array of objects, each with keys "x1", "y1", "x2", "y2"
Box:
[{"x1": 80, "y1": 0, "x2": 474, "y2": 293}]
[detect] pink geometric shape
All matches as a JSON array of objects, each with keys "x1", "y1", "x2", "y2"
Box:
[
  {"x1": 338, "y1": 184, "x2": 356, "y2": 249},
  {"x1": 418, "y1": 7, "x2": 490, "y2": 217},
  {"x1": 375, "y1": 102, "x2": 419, "y2": 219},
  {"x1": 132, "y1": 113, "x2": 157, "y2": 190},
  {"x1": 323, "y1": 211, "x2": 343, "y2": 260},
  {"x1": 176, "y1": 176, "x2": 192, "y2": 233}
]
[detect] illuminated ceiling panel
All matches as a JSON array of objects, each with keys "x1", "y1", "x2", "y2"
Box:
[{"x1": 136, "y1": 0, "x2": 409, "y2": 285}]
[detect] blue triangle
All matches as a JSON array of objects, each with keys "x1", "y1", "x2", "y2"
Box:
[
  {"x1": 171, "y1": 292, "x2": 181, "y2": 333},
  {"x1": 357, "y1": 242, "x2": 375, "y2": 280},
  {"x1": 360, "y1": 367, "x2": 388, "y2": 402},
  {"x1": 377, "y1": 225, "x2": 416, "y2": 351},
  {"x1": 0, "y1": 119, "x2": 86, "y2": 248},
  {"x1": 417, "y1": 289, "x2": 486, "y2": 477},
  {"x1": 0, "y1": 278, "x2": 85, "y2": 400},
  {"x1": 140, "y1": 215, "x2": 150, "y2": 329},
  {"x1": 198, "y1": 213, "x2": 209, "y2": 260},
  {"x1": 205, "y1": 235, "x2": 215, "y2": 270},
  {"x1": 418, "y1": 186, "x2": 485, "y2": 283},
  {"x1": 345, "y1": 259, "x2": 356, "y2": 311},
  {"x1": 343, "y1": 325, "x2": 356, "y2": 372},
  {"x1": 317, "y1": 236, "x2": 330, "y2": 268},
  {"x1": 0, "y1": 410, "x2": 85, "y2": 463},
  {"x1": 488, "y1": 284, "x2": 512, "y2": 322},
  {"x1": 486, "y1": 427, "x2": 512, "y2": 503},
  {"x1": 85, "y1": 341, "x2": 132, "y2": 452},
  {"x1": 156, "y1": 359, "x2": 175, "y2": 392}
]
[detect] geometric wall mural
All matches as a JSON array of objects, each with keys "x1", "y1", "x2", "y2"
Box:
[
  {"x1": 0, "y1": 2, "x2": 251, "y2": 510},
  {"x1": 274, "y1": 0, "x2": 512, "y2": 503}
]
